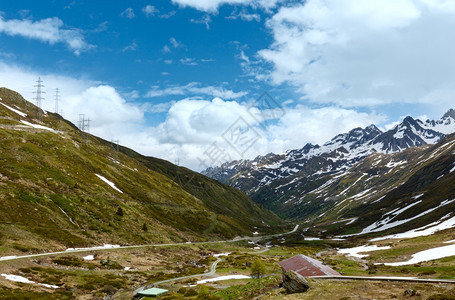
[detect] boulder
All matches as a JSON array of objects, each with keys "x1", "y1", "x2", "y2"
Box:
[{"x1": 282, "y1": 271, "x2": 310, "y2": 294}]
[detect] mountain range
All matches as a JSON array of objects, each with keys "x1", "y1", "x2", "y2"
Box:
[{"x1": 203, "y1": 108, "x2": 455, "y2": 237}]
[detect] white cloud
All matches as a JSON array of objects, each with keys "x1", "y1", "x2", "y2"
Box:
[
  {"x1": 171, "y1": 0, "x2": 280, "y2": 12},
  {"x1": 162, "y1": 45, "x2": 171, "y2": 53},
  {"x1": 162, "y1": 37, "x2": 183, "y2": 53},
  {"x1": 227, "y1": 8, "x2": 261, "y2": 21},
  {"x1": 142, "y1": 101, "x2": 177, "y2": 113},
  {"x1": 122, "y1": 41, "x2": 137, "y2": 52},
  {"x1": 145, "y1": 82, "x2": 248, "y2": 99},
  {"x1": 180, "y1": 57, "x2": 198, "y2": 66},
  {"x1": 258, "y1": 0, "x2": 455, "y2": 108},
  {"x1": 120, "y1": 8, "x2": 135, "y2": 19},
  {"x1": 238, "y1": 11, "x2": 261, "y2": 21},
  {"x1": 268, "y1": 105, "x2": 385, "y2": 150},
  {"x1": 0, "y1": 61, "x2": 387, "y2": 171},
  {"x1": 239, "y1": 50, "x2": 250, "y2": 63},
  {"x1": 160, "y1": 11, "x2": 177, "y2": 19},
  {"x1": 142, "y1": 5, "x2": 159, "y2": 17},
  {"x1": 0, "y1": 16, "x2": 92, "y2": 55},
  {"x1": 0, "y1": 61, "x2": 143, "y2": 142},
  {"x1": 190, "y1": 15, "x2": 212, "y2": 30},
  {"x1": 169, "y1": 37, "x2": 181, "y2": 48},
  {"x1": 141, "y1": 98, "x2": 384, "y2": 170}
]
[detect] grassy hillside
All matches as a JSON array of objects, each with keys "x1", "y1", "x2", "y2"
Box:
[{"x1": 0, "y1": 87, "x2": 283, "y2": 255}]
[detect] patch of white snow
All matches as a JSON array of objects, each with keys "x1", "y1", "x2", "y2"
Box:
[
  {"x1": 338, "y1": 245, "x2": 391, "y2": 258},
  {"x1": 384, "y1": 244, "x2": 455, "y2": 266},
  {"x1": 1, "y1": 274, "x2": 59, "y2": 288},
  {"x1": 371, "y1": 213, "x2": 455, "y2": 241},
  {"x1": 95, "y1": 174, "x2": 123, "y2": 194},
  {"x1": 0, "y1": 102, "x2": 27, "y2": 117},
  {"x1": 213, "y1": 252, "x2": 231, "y2": 257},
  {"x1": 196, "y1": 275, "x2": 251, "y2": 284},
  {"x1": 20, "y1": 120, "x2": 55, "y2": 132},
  {"x1": 66, "y1": 244, "x2": 120, "y2": 252}
]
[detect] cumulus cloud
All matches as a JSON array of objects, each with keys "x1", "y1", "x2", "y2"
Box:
[
  {"x1": 145, "y1": 82, "x2": 248, "y2": 99},
  {"x1": 143, "y1": 97, "x2": 384, "y2": 170},
  {"x1": 258, "y1": 0, "x2": 455, "y2": 108},
  {"x1": 267, "y1": 105, "x2": 385, "y2": 150},
  {"x1": 0, "y1": 16, "x2": 92, "y2": 55},
  {"x1": 0, "y1": 61, "x2": 387, "y2": 171},
  {"x1": 66, "y1": 86, "x2": 143, "y2": 126},
  {"x1": 0, "y1": 62, "x2": 143, "y2": 141}
]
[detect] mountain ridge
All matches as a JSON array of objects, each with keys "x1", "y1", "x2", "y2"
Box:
[
  {"x1": 203, "y1": 110, "x2": 455, "y2": 195},
  {"x1": 0, "y1": 87, "x2": 284, "y2": 255}
]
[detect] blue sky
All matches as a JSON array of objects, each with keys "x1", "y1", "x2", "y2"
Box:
[{"x1": 1, "y1": 0, "x2": 455, "y2": 170}]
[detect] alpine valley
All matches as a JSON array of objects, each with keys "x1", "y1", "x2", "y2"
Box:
[{"x1": 2, "y1": 87, "x2": 455, "y2": 299}]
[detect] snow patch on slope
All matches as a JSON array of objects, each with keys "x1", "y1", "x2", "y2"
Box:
[
  {"x1": 338, "y1": 245, "x2": 391, "y2": 258},
  {"x1": 371, "y1": 212, "x2": 455, "y2": 241},
  {"x1": 0, "y1": 101, "x2": 27, "y2": 117},
  {"x1": 20, "y1": 120, "x2": 55, "y2": 132},
  {"x1": 196, "y1": 275, "x2": 250, "y2": 284},
  {"x1": 1, "y1": 274, "x2": 59, "y2": 289},
  {"x1": 384, "y1": 244, "x2": 455, "y2": 266},
  {"x1": 95, "y1": 174, "x2": 123, "y2": 194}
]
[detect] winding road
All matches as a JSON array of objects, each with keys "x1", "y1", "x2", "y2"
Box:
[
  {"x1": 0, "y1": 225, "x2": 299, "y2": 262},
  {"x1": 130, "y1": 225, "x2": 299, "y2": 295}
]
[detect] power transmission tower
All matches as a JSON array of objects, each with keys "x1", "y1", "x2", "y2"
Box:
[
  {"x1": 33, "y1": 77, "x2": 45, "y2": 120},
  {"x1": 78, "y1": 114, "x2": 90, "y2": 132},
  {"x1": 78, "y1": 114, "x2": 91, "y2": 141},
  {"x1": 111, "y1": 139, "x2": 120, "y2": 162},
  {"x1": 54, "y1": 88, "x2": 60, "y2": 114},
  {"x1": 112, "y1": 139, "x2": 120, "y2": 152}
]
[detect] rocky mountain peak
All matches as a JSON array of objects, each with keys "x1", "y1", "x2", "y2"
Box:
[{"x1": 442, "y1": 108, "x2": 455, "y2": 119}]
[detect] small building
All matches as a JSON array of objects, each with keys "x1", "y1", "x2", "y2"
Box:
[
  {"x1": 279, "y1": 254, "x2": 340, "y2": 278},
  {"x1": 137, "y1": 287, "x2": 168, "y2": 298}
]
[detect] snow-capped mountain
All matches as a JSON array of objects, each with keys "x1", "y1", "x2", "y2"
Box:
[
  {"x1": 203, "y1": 109, "x2": 455, "y2": 200},
  {"x1": 269, "y1": 133, "x2": 455, "y2": 238}
]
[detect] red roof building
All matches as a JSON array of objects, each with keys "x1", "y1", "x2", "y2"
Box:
[{"x1": 279, "y1": 254, "x2": 340, "y2": 277}]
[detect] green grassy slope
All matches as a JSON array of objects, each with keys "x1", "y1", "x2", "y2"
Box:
[{"x1": 0, "y1": 88, "x2": 283, "y2": 255}]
